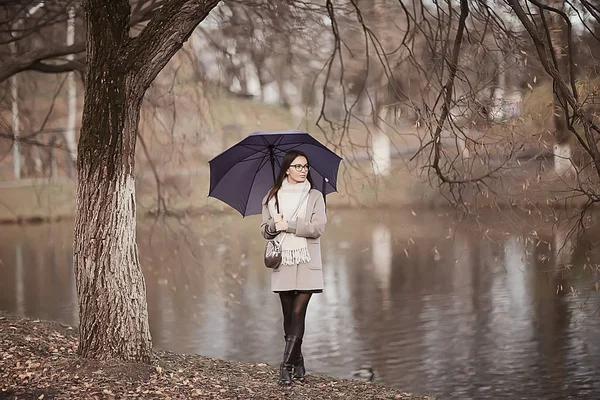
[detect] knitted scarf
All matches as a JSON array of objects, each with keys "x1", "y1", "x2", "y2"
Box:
[{"x1": 268, "y1": 179, "x2": 311, "y2": 265}]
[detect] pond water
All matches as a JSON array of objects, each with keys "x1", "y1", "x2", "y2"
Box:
[{"x1": 1, "y1": 209, "x2": 599, "y2": 399}]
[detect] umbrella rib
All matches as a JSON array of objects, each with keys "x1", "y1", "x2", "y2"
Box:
[
  {"x1": 276, "y1": 142, "x2": 343, "y2": 159},
  {"x1": 210, "y1": 139, "x2": 285, "y2": 195},
  {"x1": 267, "y1": 136, "x2": 285, "y2": 168},
  {"x1": 240, "y1": 143, "x2": 268, "y2": 150},
  {"x1": 242, "y1": 153, "x2": 271, "y2": 216},
  {"x1": 235, "y1": 140, "x2": 339, "y2": 165},
  {"x1": 276, "y1": 143, "x2": 304, "y2": 153},
  {"x1": 209, "y1": 153, "x2": 271, "y2": 198},
  {"x1": 274, "y1": 134, "x2": 286, "y2": 147},
  {"x1": 210, "y1": 143, "x2": 267, "y2": 164},
  {"x1": 209, "y1": 150, "x2": 268, "y2": 196},
  {"x1": 257, "y1": 153, "x2": 271, "y2": 171},
  {"x1": 226, "y1": 145, "x2": 269, "y2": 166},
  {"x1": 238, "y1": 144, "x2": 269, "y2": 154},
  {"x1": 259, "y1": 135, "x2": 281, "y2": 181},
  {"x1": 259, "y1": 134, "x2": 286, "y2": 149},
  {"x1": 236, "y1": 138, "x2": 274, "y2": 163},
  {"x1": 237, "y1": 153, "x2": 269, "y2": 163},
  {"x1": 236, "y1": 144, "x2": 284, "y2": 164},
  {"x1": 273, "y1": 152, "x2": 283, "y2": 169},
  {"x1": 269, "y1": 135, "x2": 299, "y2": 159}
]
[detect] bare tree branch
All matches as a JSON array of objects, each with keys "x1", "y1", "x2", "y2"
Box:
[
  {"x1": 29, "y1": 58, "x2": 86, "y2": 75},
  {"x1": 0, "y1": 42, "x2": 86, "y2": 82},
  {"x1": 128, "y1": 0, "x2": 221, "y2": 91}
]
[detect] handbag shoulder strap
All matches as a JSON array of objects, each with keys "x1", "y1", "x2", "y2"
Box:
[{"x1": 290, "y1": 191, "x2": 310, "y2": 220}]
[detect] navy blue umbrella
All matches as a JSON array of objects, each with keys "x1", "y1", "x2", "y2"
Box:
[{"x1": 208, "y1": 130, "x2": 343, "y2": 217}]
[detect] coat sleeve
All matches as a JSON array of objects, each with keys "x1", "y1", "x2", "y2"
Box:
[
  {"x1": 261, "y1": 194, "x2": 278, "y2": 240},
  {"x1": 294, "y1": 192, "x2": 327, "y2": 239}
]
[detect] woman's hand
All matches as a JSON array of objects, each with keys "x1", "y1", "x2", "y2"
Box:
[{"x1": 275, "y1": 220, "x2": 289, "y2": 232}]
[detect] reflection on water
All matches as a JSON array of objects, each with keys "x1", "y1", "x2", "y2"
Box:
[{"x1": 1, "y1": 210, "x2": 600, "y2": 399}]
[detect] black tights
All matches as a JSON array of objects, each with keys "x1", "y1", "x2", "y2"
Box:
[{"x1": 279, "y1": 291, "x2": 313, "y2": 339}]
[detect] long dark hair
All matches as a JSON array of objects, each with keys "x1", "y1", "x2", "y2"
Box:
[{"x1": 265, "y1": 150, "x2": 314, "y2": 212}]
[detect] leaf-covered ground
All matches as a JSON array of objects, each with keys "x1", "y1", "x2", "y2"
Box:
[{"x1": 0, "y1": 313, "x2": 433, "y2": 400}]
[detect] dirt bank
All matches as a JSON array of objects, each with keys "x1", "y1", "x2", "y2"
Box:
[{"x1": 0, "y1": 313, "x2": 433, "y2": 399}]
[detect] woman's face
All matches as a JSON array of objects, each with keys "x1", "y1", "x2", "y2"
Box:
[{"x1": 287, "y1": 155, "x2": 309, "y2": 183}]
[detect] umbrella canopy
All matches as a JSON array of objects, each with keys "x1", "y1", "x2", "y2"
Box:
[{"x1": 209, "y1": 130, "x2": 343, "y2": 216}]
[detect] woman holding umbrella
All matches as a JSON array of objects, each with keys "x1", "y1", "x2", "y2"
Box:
[
  {"x1": 261, "y1": 150, "x2": 327, "y2": 386},
  {"x1": 209, "y1": 130, "x2": 341, "y2": 386}
]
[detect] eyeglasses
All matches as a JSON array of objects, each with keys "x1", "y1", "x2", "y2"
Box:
[{"x1": 290, "y1": 164, "x2": 310, "y2": 172}]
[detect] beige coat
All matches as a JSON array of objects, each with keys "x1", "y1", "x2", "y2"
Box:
[{"x1": 261, "y1": 189, "x2": 326, "y2": 292}]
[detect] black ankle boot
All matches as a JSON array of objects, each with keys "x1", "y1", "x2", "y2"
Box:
[
  {"x1": 278, "y1": 335, "x2": 301, "y2": 386},
  {"x1": 293, "y1": 350, "x2": 306, "y2": 383},
  {"x1": 284, "y1": 335, "x2": 306, "y2": 382}
]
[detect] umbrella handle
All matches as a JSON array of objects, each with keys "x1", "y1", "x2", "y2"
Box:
[{"x1": 268, "y1": 145, "x2": 280, "y2": 214}]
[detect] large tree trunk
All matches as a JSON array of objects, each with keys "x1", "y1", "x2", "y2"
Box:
[
  {"x1": 75, "y1": 85, "x2": 150, "y2": 360},
  {"x1": 75, "y1": 146, "x2": 151, "y2": 360},
  {"x1": 75, "y1": 0, "x2": 220, "y2": 362},
  {"x1": 75, "y1": 0, "x2": 151, "y2": 362}
]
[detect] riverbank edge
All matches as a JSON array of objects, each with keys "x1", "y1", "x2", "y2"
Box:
[
  {"x1": 0, "y1": 199, "x2": 592, "y2": 225},
  {"x1": 0, "y1": 312, "x2": 433, "y2": 400},
  {"x1": 0, "y1": 168, "x2": 593, "y2": 225}
]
